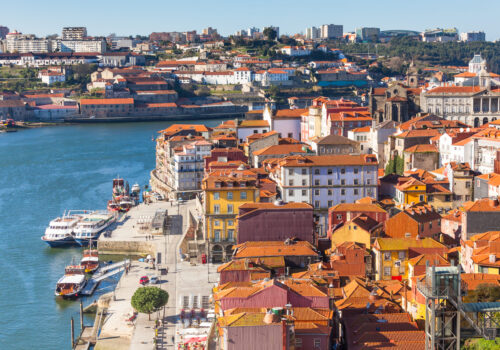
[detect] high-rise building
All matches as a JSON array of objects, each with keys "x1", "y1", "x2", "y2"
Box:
[
  {"x1": 58, "y1": 39, "x2": 106, "y2": 53},
  {"x1": 305, "y1": 26, "x2": 320, "y2": 40},
  {"x1": 355, "y1": 27, "x2": 380, "y2": 42},
  {"x1": 320, "y1": 24, "x2": 343, "y2": 39},
  {"x1": 62, "y1": 27, "x2": 87, "y2": 40},
  {"x1": 0, "y1": 26, "x2": 9, "y2": 39}
]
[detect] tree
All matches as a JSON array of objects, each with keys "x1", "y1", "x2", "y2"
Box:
[
  {"x1": 463, "y1": 283, "x2": 500, "y2": 303},
  {"x1": 131, "y1": 286, "x2": 169, "y2": 320},
  {"x1": 263, "y1": 27, "x2": 277, "y2": 41}
]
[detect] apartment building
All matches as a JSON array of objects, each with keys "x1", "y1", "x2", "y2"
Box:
[
  {"x1": 62, "y1": 27, "x2": 87, "y2": 40},
  {"x1": 267, "y1": 154, "x2": 378, "y2": 236}
]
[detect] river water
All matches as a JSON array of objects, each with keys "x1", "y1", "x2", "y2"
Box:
[{"x1": 0, "y1": 120, "x2": 223, "y2": 349}]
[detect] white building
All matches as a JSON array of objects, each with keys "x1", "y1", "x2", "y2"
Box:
[
  {"x1": 236, "y1": 120, "x2": 270, "y2": 144},
  {"x1": 39, "y1": 71, "x2": 65, "y2": 85},
  {"x1": 348, "y1": 126, "x2": 370, "y2": 153},
  {"x1": 3, "y1": 31, "x2": 51, "y2": 53},
  {"x1": 58, "y1": 39, "x2": 106, "y2": 53},
  {"x1": 263, "y1": 105, "x2": 306, "y2": 140},
  {"x1": 233, "y1": 67, "x2": 253, "y2": 84},
  {"x1": 368, "y1": 121, "x2": 397, "y2": 167},
  {"x1": 171, "y1": 140, "x2": 212, "y2": 192},
  {"x1": 280, "y1": 46, "x2": 311, "y2": 57},
  {"x1": 267, "y1": 154, "x2": 378, "y2": 236},
  {"x1": 459, "y1": 31, "x2": 485, "y2": 42},
  {"x1": 305, "y1": 27, "x2": 320, "y2": 40}
]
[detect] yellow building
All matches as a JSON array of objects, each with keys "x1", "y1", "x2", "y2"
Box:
[
  {"x1": 203, "y1": 169, "x2": 259, "y2": 262},
  {"x1": 330, "y1": 214, "x2": 382, "y2": 249},
  {"x1": 372, "y1": 237, "x2": 447, "y2": 281},
  {"x1": 395, "y1": 178, "x2": 426, "y2": 205}
]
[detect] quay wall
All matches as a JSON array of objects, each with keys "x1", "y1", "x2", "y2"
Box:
[{"x1": 98, "y1": 240, "x2": 156, "y2": 256}]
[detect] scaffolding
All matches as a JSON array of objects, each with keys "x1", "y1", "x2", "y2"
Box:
[{"x1": 418, "y1": 264, "x2": 500, "y2": 350}]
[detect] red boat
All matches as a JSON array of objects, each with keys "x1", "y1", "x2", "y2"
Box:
[{"x1": 108, "y1": 178, "x2": 134, "y2": 212}]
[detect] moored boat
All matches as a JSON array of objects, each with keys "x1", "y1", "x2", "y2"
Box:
[
  {"x1": 73, "y1": 211, "x2": 115, "y2": 246},
  {"x1": 55, "y1": 265, "x2": 87, "y2": 298},
  {"x1": 41, "y1": 210, "x2": 87, "y2": 247},
  {"x1": 80, "y1": 249, "x2": 99, "y2": 274}
]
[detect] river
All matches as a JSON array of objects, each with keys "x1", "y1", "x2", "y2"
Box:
[{"x1": 0, "y1": 120, "x2": 223, "y2": 349}]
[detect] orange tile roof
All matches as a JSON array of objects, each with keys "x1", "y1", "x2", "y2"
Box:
[
  {"x1": 329, "y1": 203, "x2": 386, "y2": 214},
  {"x1": 233, "y1": 241, "x2": 319, "y2": 258},
  {"x1": 351, "y1": 126, "x2": 370, "y2": 133},
  {"x1": 274, "y1": 154, "x2": 378, "y2": 168},
  {"x1": 425, "y1": 85, "x2": 483, "y2": 94},
  {"x1": 253, "y1": 144, "x2": 309, "y2": 156},
  {"x1": 238, "y1": 120, "x2": 270, "y2": 128},
  {"x1": 404, "y1": 144, "x2": 438, "y2": 153},
  {"x1": 272, "y1": 108, "x2": 308, "y2": 118},
  {"x1": 463, "y1": 198, "x2": 500, "y2": 212},
  {"x1": 158, "y1": 124, "x2": 210, "y2": 134},
  {"x1": 80, "y1": 98, "x2": 133, "y2": 105}
]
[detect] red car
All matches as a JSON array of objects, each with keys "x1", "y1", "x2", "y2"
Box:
[{"x1": 139, "y1": 276, "x2": 149, "y2": 285}]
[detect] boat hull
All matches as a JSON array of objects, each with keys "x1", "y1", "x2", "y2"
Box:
[{"x1": 42, "y1": 236, "x2": 79, "y2": 248}]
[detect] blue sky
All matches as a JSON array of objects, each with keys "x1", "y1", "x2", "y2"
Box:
[{"x1": 1, "y1": 0, "x2": 499, "y2": 40}]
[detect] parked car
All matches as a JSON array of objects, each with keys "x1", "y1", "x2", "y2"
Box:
[
  {"x1": 139, "y1": 276, "x2": 149, "y2": 285},
  {"x1": 150, "y1": 275, "x2": 160, "y2": 284}
]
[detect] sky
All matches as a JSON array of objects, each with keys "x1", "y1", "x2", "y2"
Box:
[{"x1": 1, "y1": 0, "x2": 500, "y2": 40}]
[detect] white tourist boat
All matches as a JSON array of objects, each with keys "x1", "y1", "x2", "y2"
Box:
[
  {"x1": 41, "y1": 210, "x2": 89, "y2": 248},
  {"x1": 73, "y1": 211, "x2": 116, "y2": 246}
]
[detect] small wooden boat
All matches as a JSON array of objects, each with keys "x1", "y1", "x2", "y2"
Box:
[
  {"x1": 55, "y1": 265, "x2": 87, "y2": 298},
  {"x1": 80, "y1": 249, "x2": 99, "y2": 274}
]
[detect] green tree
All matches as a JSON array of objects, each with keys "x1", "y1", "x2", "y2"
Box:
[
  {"x1": 131, "y1": 286, "x2": 169, "y2": 320},
  {"x1": 263, "y1": 27, "x2": 277, "y2": 41}
]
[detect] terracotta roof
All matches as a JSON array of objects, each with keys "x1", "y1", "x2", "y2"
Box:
[
  {"x1": 274, "y1": 154, "x2": 378, "y2": 168},
  {"x1": 253, "y1": 144, "x2": 309, "y2": 156},
  {"x1": 396, "y1": 129, "x2": 441, "y2": 138},
  {"x1": 233, "y1": 241, "x2": 319, "y2": 258},
  {"x1": 80, "y1": 98, "x2": 133, "y2": 105},
  {"x1": 463, "y1": 198, "x2": 500, "y2": 212},
  {"x1": 329, "y1": 203, "x2": 386, "y2": 214},
  {"x1": 351, "y1": 126, "x2": 370, "y2": 133},
  {"x1": 404, "y1": 144, "x2": 438, "y2": 153},
  {"x1": 272, "y1": 108, "x2": 308, "y2": 118},
  {"x1": 425, "y1": 86, "x2": 483, "y2": 94},
  {"x1": 374, "y1": 237, "x2": 446, "y2": 251},
  {"x1": 158, "y1": 124, "x2": 210, "y2": 135},
  {"x1": 238, "y1": 120, "x2": 270, "y2": 128}
]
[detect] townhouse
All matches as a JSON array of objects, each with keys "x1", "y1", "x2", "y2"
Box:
[
  {"x1": 384, "y1": 204, "x2": 442, "y2": 240},
  {"x1": 202, "y1": 169, "x2": 260, "y2": 261},
  {"x1": 267, "y1": 154, "x2": 378, "y2": 236}
]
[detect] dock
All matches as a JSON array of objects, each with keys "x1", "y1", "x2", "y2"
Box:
[{"x1": 80, "y1": 260, "x2": 130, "y2": 296}]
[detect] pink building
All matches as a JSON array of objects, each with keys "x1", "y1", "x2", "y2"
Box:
[{"x1": 237, "y1": 202, "x2": 315, "y2": 244}]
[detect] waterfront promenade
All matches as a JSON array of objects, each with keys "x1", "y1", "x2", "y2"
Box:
[{"x1": 94, "y1": 199, "x2": 218, "y2": 350}]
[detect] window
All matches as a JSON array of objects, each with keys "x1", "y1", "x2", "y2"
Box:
[
  {"x1": 384, "y1": 252, "x2": 391, "y2": 261},
  {"x1": 227, "y1": 229, "x2": 234, "y2": 242},
  {"x1": 214, "y1": 192, "x2": 220, "y2": 200},
  {"x1": 314, "y1": 179, "x2": 320, "y2": 186},
  {"x1": 419, "y1": 195, "x2": 425, "y2": 202},
  {"x1": 327, "y1": 168, "x2": 333, "y2": 175},
  {"x1": 429, "y1": 221, "x2": 433, "y2": 230},
  {"x1": 384, "y1": 266, "x2": 391, "y2": 276},
  {"x1": 367, "y1": 179, "x2": 371, "y2": 185},
  {"x1": 354, "y1": 168, "x2": 359, "y2": 174},
  {"x1": 314, "y1": 201, "x2": 320, "y2": 208},
  {"x1": 328, "y1": 200, "x2": 333, "y2": 207},
  {"x1": 336, "y1": 214, "x2": 342, "y2": 220},
  {"x1": 340, "y1": 168, "x2": 345, "y2": 174},
  {"x1": 314, "y1": 189, "x2": 320, "y2": 195},
  {"x1": 328, "y1": 189, "x2": 333, "y2": 196},
  {"x1": 341, "y1": 189, "x2": 346, "y2": 195},
  {"x1": 328, "y1": 179, "x2": 332, "y2": 186},
  {"x1": 227, "y1": 204, "x2": 233, "y2": 213},
  {"x1": 428, "y1": 195, "x2": 433, "y2": 202},
  {"x1": 314, "y1": 339, "x2": 321, "y2": 347},
  {"x1": 227, "y1": 192, "x2": 233, "y2": 200},
  {"x1": 214, "y1": 230, "x2": 221, "y2": 242},
  {"x1": 399, "y1": 265, "x2": 405, "y2": 275},
  {"x1": 214, "y1": 220, "x2": 220, "y2": 226},
  {"x1": 300, "y1": 179, "x2": 305, "y2": 186},
  {"x1": 354, "y1": 179, "x2": 359, "y2": 185},
  {"x1": 214, "y1": 204, "x2": 220, "y2": 214},
  {"x1": 314, "y1": 169, "x2": 320, "y2": 175},
  {"x1": 301, "y1": 168, "x2": 307, "y2": 175},
  {"x1": 354, "y1": 189, "x2": 359, "y2": 195},
  {"x1": 465, "y1": 195, "x2": 471, "y2": 201},
  {"x1": 240, "y1": 191, "x2": 247, "y2": 200},
  {"x1": 289, "y1": 169, "x2": 293, "y2": 175},
  {"x1": 341, "y1": 179, "x2": 345, "y2": 185},
  {"x1": 289, "y1": 189, "x2": 294, "y2": 196},
  {"x1": 302, "y1": 189, "x2": 307, "y2": 196},
  {"x1": 398, "y1": 251, "x2": 405, "y2": 260},
  {"x1": 289, "y1": 179, "x2": 294, "y2": 186},
  {"x1": 227, "y1": 220, "x2": 234, "y2": 226}
]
